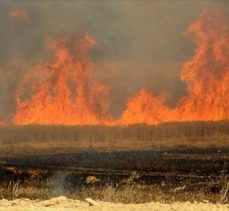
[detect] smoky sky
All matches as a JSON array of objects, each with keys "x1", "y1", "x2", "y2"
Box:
[
  {"x1": 0, "y1": 0, "x2": 229, "y2": 117},
  {"x1": 1, "y1": 0, "x2": 226, "y2": 61}
]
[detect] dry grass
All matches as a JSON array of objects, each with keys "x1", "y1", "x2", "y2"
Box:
[
  {"x1": 0, "y1": 180, "x2": 225, "y2": 204},
  {"x1": 0, "y1": 121, "x2": 229, "y2": 156},
  {"x1": 0, "y1": 121, "x2": 228, "y2": 204},
  {"x1": 0, "y1": 171, "x2": 227, "y2": 204}
]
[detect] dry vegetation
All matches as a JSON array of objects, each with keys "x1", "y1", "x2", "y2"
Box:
[
  {"x1": 0, "y1": 121, "x2": 229, "y2": 155},
  {"x1": 0, "y1": 170, "x2": 228, "y2": 204},
  {"x1": 0, "y1": 121, "x2": 228, "y2": 206}
]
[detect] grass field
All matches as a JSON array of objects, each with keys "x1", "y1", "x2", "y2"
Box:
[
  {"x1": 0, "y1": 121, "x2": 228, "y2": 204},
  {"x1": 0, "y1": 121, "x2": 229, "y2": 156}
]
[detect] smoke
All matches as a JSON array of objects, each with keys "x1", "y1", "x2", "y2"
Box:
[
  {"x1": 52, "y1": 171, "x2": 68, "y2": 196},
  {"x1": 0, "y1": 1, "x2": 228, "y2": 121}
]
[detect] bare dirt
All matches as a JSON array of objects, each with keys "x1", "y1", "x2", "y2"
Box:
[{"x1": 0, "y1": 196, "x2": 228, "y2": 211}]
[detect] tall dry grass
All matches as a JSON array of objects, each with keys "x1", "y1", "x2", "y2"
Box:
[{"x1": 0, "y1": 121, "x2": 228, "y2": 155}]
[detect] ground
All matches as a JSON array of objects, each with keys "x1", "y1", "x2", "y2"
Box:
[
  {"x1": 0, "y1": 196, "x2": 228, "y2": 211},
  {"x1": 0, "y1": 124, "x2": 228, "y2": 210}
]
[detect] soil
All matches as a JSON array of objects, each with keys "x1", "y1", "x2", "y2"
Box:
[{"x1": 0, "y1": 196, "x2": 228, "y2": 211}]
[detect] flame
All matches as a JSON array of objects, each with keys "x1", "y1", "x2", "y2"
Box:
[
  {"x1": 176, "y1": 10, "x2": 229, "y2": 121},
  {"x1": 14, "y1": 34, "x2": 111, "y2": 125},
  {"x1": 120, "y1": 89, "x2": 175, "y2": 124},
  {"x1": 13, "y1": 10, "x2": 229, "y2": 125},
  {"x1": 0, "y1": 119, "x2": 5, "y2": 125},
  {"x1": 9, "y1": 8, "x2": 29, "y2": 23},
  {"x1": 120, "y1": 10, "x2": 229, "y2": 124}
]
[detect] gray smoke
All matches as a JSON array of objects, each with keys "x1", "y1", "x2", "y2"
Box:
[{"x1": 0, "y1": 1, "x2": 228, "y2": 118}]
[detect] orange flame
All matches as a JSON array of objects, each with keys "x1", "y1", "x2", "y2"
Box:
[
  {"x1": 9, "y1": 8, "x2": 29, "y2": 23},
  {"x1": 120, "y1": 10, "x2": 229, "y2": 124},
  {"x1": 0, "y1": 119, "x2": 5, "y2": 125},
  {"x1": 14, "y1": 34, "x2": 111, "y2": 125},
  {"x1": 120, "y1": 90, "x2": 175, "y2": 124},
  {"x1": 176, "y1": 10, "x2": 229, "y2": 121},
  {"x1": 13, "y1": 10, "x2": 229, "y2": 125}
]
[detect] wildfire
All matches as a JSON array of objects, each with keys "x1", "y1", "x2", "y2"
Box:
[
  {"x1": 0, "y1": 119, "x2": 5, "y2": 125},
  {"x1": 9, "y1": 8, "x2": 29, "y2": 23},
  {"x1": 121, "y1": 9, "x2": 229, "y2": 124},
  {"x1": 176, "y1": 10, "x2": 229, "y2": 121},
  {"x1": 120, "y1": 90, "x2": 175, "y2": 124},
  {"x1": 13, "y1": 10, "x2": 229, "y2": 125},
  {"x1": 14, "y1": 34, "x2": 111, "y2": 125}
]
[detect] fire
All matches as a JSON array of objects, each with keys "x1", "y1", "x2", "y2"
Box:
[
  {"x1": 120, "y1": 10, "x2": 229, "y2": 124},
  {"x1": 14, "y1": 34, "x2": 111, "y2": 125},
  {"x1": 176, "y1": 10, "x2": 229, "y2": 121},
  {"x1": 0, "y1": 119, "x2": 5, "y2": 125},
  {"x1": 9, "y1": 8, "x2": 29, "y2": 23},
  {"x1": 120, "y1": 90, "x2": 175, "y2": 124},
  {"x1": 13, "y1": 10, "x2": 229, "y2": 125}
]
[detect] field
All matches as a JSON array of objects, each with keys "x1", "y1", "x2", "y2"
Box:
[
  {"x1": 0, "y1": 121, "x2": 228, "y2": 205},
  {"x1": 0, "y1": 121, "x2": 229, "y2": 155}
]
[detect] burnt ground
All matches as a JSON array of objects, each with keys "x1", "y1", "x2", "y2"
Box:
[
  {"x1": 0, "y1": 147, "x2": 227, "y2": 203},
  {"x1": 0, "y1": 147, "x2": 228, "y2": 187},
  {"x1": 1, "y1": 147, "x2": 228, "y2": 174}
]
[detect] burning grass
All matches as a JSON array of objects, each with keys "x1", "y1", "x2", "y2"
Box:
[{"x1": 4, "y1": 10, "x2": 229, "y2": 126}]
